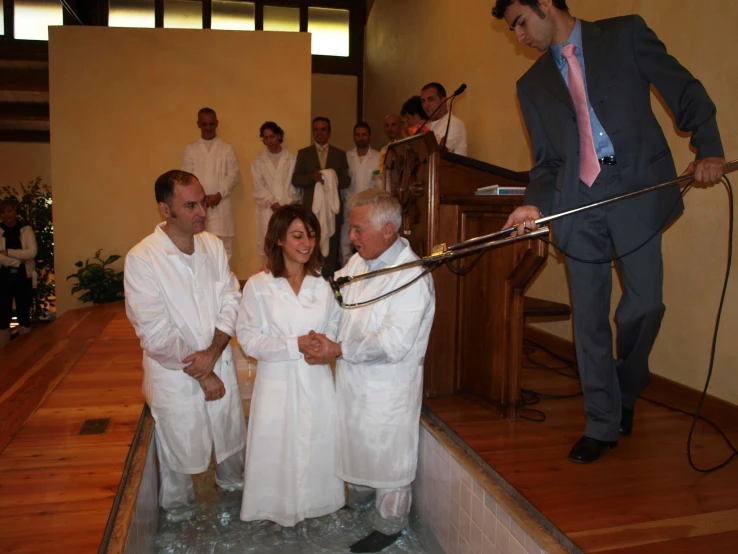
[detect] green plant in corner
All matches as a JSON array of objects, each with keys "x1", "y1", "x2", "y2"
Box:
[
  {"x1": 1, "y1": 177, "x2": 54, "y2": 321},
  {"x1": 67, "y1": 249, "x2": 124, "y2": 305}
]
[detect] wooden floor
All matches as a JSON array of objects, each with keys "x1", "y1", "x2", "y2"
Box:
[
  {"x1": 0, "y1": 302, "x2": 145, "y2": 554},
  {"x1": 424, "y1": 342, "x2": 738, "y2": 553}
]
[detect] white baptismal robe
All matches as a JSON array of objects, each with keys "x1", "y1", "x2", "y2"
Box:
[
  {"x1": 182, "y1": 136, "x2": 240, "y2": 237},
  {"x1": 345, "y1": 147, "x2": 381, "y2": 201},
  {"x1": 236, "y1": 272, "x2": 345, "y2": 526},
  {"x1": 251, "y1": 148, "x2": 300, "y2": 254},
  {"x1": 334, "y1": 237, "x2": 436, "y2": 488},
  {"x1": 124, "y1": 224, "x2": 246, "y2": 473},
  {"x1": 312, "y1": 168, "x2": 340, "y2": 257},
  {"x1": 428, "y1": 113, "x2": 468, "y2": 156}
]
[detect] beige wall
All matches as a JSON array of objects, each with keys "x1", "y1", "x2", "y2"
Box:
[
  {"x1": 366, "y1": 0, "x2": 738, "y2": 403},
  {"x1": 311, "y1": 73, "x2": 358, "y2": 152},
  {"x1": 49, "y1": 26, "x2": 312, "y2": 314},
  {"x1": 0, "y1": 142, "x2": 51, "y2": 193}
]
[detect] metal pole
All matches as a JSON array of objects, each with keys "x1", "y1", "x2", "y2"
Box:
[
  {"x1": 335, "y1": 159, "x2": 737, "y2": 286},
  {"x1": 452, "y1": 159, "x2": 737, "y2": 252},
  {"x1": 335, "y1": 228, "x2": 550, "y2": 286}
]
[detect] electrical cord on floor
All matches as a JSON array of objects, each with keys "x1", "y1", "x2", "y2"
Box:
[{"x1": 519, "y1": 341, "x2": 583, "y2": 422}]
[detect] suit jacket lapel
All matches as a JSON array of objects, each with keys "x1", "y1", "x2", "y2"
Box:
[
  {"x1": 538, "y1": 52, "x2": 574, "y2": 114},
  {"x1": 309, "y1": 145, "x2": 321, "y2": 171},
  {"x1": 581, "y1": 20, "x2": 607, "y2": 105},
  {"x1": 326, "y1": 146, "x2": 338, "y2": 169}
]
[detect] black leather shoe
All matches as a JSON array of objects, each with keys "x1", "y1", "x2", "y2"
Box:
[
  {"x1": 349, "y1": 531, "x2": 402, "y2": 553},
  {"x1": 620, "y1": 406, "x2": 634, "y2": 436},
  {"x1": 568, "y1": 436, "x2": 618, "y2": 463}
]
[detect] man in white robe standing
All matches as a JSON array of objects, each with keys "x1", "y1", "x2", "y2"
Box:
[
  {"x1": 304, "y1": 189, "x2": 436, "y2": 553},
  {"x1": 182, "y1": 107, "x2": 240, "y2": 261},
  {"x1": 342, "y1": 122, "x2": 381, "y2": 264},
  {"x1": 251, "y1": 121, "x2": 299, "y2": 258},
  {"x1": 124, "y1": 169, "x2": 246, "y2": 514},
  {"x1": 420, "y1": 82, "x2": 468, "y2": 156}
]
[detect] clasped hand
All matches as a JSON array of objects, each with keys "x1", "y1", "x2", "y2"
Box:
[
  {"x1": 183, "y1": 346, "x2": 218, "y2": 381},
  {"x1": 183, "y1": 348, "x2": 226, "y2": 401},
  {"x1": 298, "y1": 330, "x2": 340, "y2": 365},
  {"x1": 206, "y1": 192, "x2": 222, "y2": 208}
]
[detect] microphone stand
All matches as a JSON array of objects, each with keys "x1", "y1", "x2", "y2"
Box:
[
  {"x1": 414, "y1": 85, "x2": 467, "y2": 137},
  {"x1": 333, "y1": 160, "x2": 737, "y2": 289},
  {"x1": 441, "y1": 95, "x2": 458, "y2": 151}
]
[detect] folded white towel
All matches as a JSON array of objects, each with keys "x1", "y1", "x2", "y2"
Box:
[{"x1": 312, "y1": 169, "x2": 341, "y2": 257}]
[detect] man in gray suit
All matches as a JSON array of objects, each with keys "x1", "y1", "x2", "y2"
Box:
[
  {"x1": 292, "y1": 116, "x2": 350, "y2": 277},
  {"x1": 492, "y1": 0, "x2": 725, "y2": 463}
]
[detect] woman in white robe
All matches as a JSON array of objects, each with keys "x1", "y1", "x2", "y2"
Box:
[
  {"x1": 236, "y1": 204, "x2": 344, "y2": 527},
  {"x1": 251, "y1": 122, "x2": 300, "y2": 257}
]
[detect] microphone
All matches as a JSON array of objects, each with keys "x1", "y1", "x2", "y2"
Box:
[
  {"x1": 442, "y1": 84, "x2": 467, "y2": 152},
  {"x1": 414, "y1": 83, "x2": 468, "y2": 138},
  {"x1": 453, "y1": 83, "x2": 467, "y2": 95},
  {"x1": 328, "y1": 275, "x2": 345, "y2": 307}
]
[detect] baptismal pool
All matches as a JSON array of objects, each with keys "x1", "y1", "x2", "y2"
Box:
[{"x1": 154, "y1": 471, "x2": 445, "y2": 554}]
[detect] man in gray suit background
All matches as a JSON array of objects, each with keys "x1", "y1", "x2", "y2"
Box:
[
  {"x1": 492, "y1": 0, "x2": 725, "y2": 463},
  {"x1": 292, "y1": 116, "x2": 351, "y2": 277}
]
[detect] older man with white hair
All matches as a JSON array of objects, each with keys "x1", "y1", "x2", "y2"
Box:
[{"x1": 304, "y1": 189, "x2": 436, "y2": 553}]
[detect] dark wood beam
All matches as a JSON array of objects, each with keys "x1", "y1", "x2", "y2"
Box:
[
  {"x1": 0, "y1": 69, "x2": 49, "y2": 92},
  {"x1": 155, "y1": 0, "x2": 164, "y2": 28},
  {"x1": 3, "y1": 0, "x2": 13, "y2": 39},
  {"x1": 0, "y1": 130, "x2": 50, "y2": 143},
  {"x1": 0, "y1": 39, "x2": 49, "y2": 62},
  {"x1": 203, "y1": 0, "x2": 212, "y2": 29},
  {"x1": 0, "y1": 103, "x2": 50, "y2": 122},
  {"x1": 255, "y1": 2, "x2": 264, "y2": 31}
]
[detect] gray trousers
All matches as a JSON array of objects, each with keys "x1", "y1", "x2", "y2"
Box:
[
  {"x1": 565, "y1": 165, "x2": 665, "y2": 442},
  {"x1": 158, "y1": 447, "x2": 245, "y2": 511},
  {"x1": 347, "y1": 483, "x2": 412, "y2": 535}
]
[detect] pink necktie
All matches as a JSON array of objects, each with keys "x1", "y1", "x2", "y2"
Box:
[{"x1": 562, "y1": 43, "x2": 600, "y2": 187}]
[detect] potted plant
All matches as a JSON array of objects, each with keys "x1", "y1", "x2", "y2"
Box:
[{"x1": 67, "y1": 249, "x2": 124, "y2": 305}]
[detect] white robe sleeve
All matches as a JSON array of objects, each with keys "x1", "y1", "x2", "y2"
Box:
[
  {"x1": 7, "y1": 226, "x2": 37, "y2": 261},
  {"x1": 124, "y1": 253, "x2": 195, "y2": 370},
  {"x1": 214, "y1": 240, "x2": 241, "y2": 337},
  {"x1": 447, "y1": 118, "x2": 467, "y2": 156},
  {"x1": 218, "y1": 144, "x2": 240, "y2": 200},
  {"x1": 251, "y1": 159, "x2": 277, "y2": 207},
  {"x1": 236, "y1": 279, "x2": 301, "y2": 362},
  {"x1": 324, "y1": 291, "x2": 342, "y2": 343},
  {"x1": 0, "y1": 253, "x2": 21, "y2": 268},
  {"x1": 181, "y1": 144, "x2": 194, "y2": 173},
  {"x1": 340, "y1": 275, "x2": 433, "y2": 365}
]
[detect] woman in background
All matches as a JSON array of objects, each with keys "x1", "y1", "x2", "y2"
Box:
[
  {"x1": 400, "y1": 95, "x2": 431, "y2": 137},
  {"x1": 0, "y1": 199, "x2": 37, "y2": 347},
  {"x1": 251, "y1": 122, "x2": 300, "y2": 260},
  {"x1": 236, "y1": 204, "x2": 344, "y2": 527}
]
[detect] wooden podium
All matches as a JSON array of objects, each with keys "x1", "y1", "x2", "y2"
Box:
[{"x1": 384, "y1": 133, "x2": 548, "y2": 420}]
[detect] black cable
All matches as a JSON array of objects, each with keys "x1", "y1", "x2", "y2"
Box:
[
  {"x1": 541, "y1": 182, "x2": 692, "y2": 264},
  {"x1": 519, "y1": 391, "x2": 546, "y2": 422},
  {"x1": 444, "y1": 245, "x2": 491, "y2": 276},
  {"x1": 339, "y1": 265, "x2": 439, "y2": 308},
  {"x1": 684, "y1": 174, "x2": 736, "y2": 472}
]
